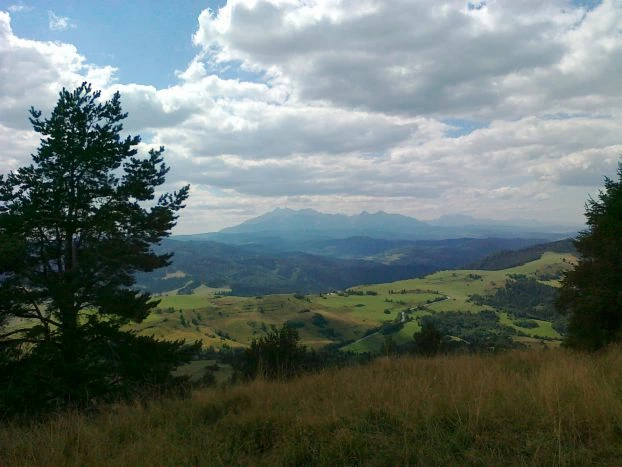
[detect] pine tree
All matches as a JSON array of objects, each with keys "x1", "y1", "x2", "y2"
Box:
[
  {"x1": 0, "y1": 83, "x2": 199, "y2": 415},
  {"x1": 556, "y1": 160, "x2": 622, "y2": 350}
]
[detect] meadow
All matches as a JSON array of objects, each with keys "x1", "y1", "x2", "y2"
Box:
[
  {"x1": 2, "y1": 346, "x2": 621, "y2": 466},
  {"x1": 132, "y1": 252, "x2": 575, "y2": 354}
]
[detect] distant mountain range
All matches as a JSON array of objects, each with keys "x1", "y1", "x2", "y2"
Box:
[
  {"x1": 176, "y1": 208, "x2": 579, "y2": 246},
  {"x1": 219, "y1": 208, "x2": 428, "y2": 235},
  {"x1": 136, "y1": 209, "x2": 581, "y2": 295}
]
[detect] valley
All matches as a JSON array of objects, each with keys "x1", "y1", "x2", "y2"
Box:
[
  {"x1": 138, "y1": 235, "x2": 571, "y2": 296},
  {"x1": 134, "y1": 250, "x2": 576, "y2": 357}
]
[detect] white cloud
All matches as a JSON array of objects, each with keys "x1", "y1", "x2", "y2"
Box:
[
  {"x1": 48, "y1": 10, "x2": 74, "y2": 31},
  {"x1": 192, "y1": 0, "x2": 621, "y2": 119},
  {"x1": 0, "y1": 12, "x2": 115, "y2": 157},
  {"x1": 1, "y1": 3, "x2": 621, "y2": 233},
  {"x1": 176, "y1": 58, "x2": 207, "y2": 82},
  {"x1": 7, "y1": 3, "x2": 32, "y2": 13},
  {"x1": 0, "y1": 123, "x2": 38, "y2": 173}
]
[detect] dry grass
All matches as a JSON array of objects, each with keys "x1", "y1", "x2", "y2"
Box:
[{"x1": 2, "y1": 347, "x2": 622, "y2": 466}]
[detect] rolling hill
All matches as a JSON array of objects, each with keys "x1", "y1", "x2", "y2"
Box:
[
  {"x1": 137, "y1": 237, "x2": 558, "y2": 296},
  {"x1": 132, "y1": 248, "x2": 577, "y2": 352}
]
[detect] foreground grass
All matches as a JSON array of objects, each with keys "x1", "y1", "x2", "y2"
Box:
[{"x1": 3, "y1": 347, "x2": 622, "y2": 466}]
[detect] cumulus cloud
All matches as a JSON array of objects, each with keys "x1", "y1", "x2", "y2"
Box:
[
  {"x1": 192, "y1": 0, "x2": 621, "y2": 119},
  {"x1": 1, "y1": 3, "x2": 621, "y2": 232},
  {"x1": 156, "y1": 103, "x2": 417, "y2": 159}
]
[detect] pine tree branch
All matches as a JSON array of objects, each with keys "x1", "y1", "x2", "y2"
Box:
[
  {"x1": 19, "y1": 286, "x2": 54, "y2": 341},
  {"x1": 13, "y1": 309, "x2": 61, "y2": 329},
  {"x1": 0, "y1": 328, "x2": 30, "y2": 340},
  {"x1": 0, "y1": 336, "x2": 47, "y2": 346}
]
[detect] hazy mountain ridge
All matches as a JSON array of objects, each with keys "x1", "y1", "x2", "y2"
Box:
[
  {"x1": 218, "y1": 208, "x2": 428, "y2": 235},
  {"x1": 176, "y1": 209, "x2": 579, "y2": 245},
  {"x1": 429, "y1": 213, "x2": 579, "y2": 232},
  {"x1": 146, "y1": 209, "x2": 578, "y2": 296}
]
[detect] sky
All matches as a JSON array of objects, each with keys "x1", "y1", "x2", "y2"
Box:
[{"x1": 0, "y1": 0, "x2": 620, "y2": 234}]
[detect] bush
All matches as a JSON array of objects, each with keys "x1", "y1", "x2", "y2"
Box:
[
  {"x1": 311, "y1": 313, "x2": 328, "y2": 327},
  {"x1": 515, "y1": 319, "x2": 539, "y2": 329},
  {"x1": 285, "y1": 320, "x2": 306, "y2": 329}
]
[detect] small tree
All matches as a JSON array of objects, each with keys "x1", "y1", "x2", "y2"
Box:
[
  {"x1": 413, "y1": 321, "x2": 443, "y2": 356},
  {"x1": 556, "y1": 160, "x2": 622, "y2": 350},
  {"x1": 382, "y1": 334, "x2": 398, "y2": 356},
  {"x1": 0, "y1": 83, "x2": 199, "y2": 415},
  {"x1": 239, "y1": 324, "x2": 307, "y2": 380}
]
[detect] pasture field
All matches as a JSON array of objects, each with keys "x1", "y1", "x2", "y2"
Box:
[
  {"x1": 131, "y1": 252, "x2": 575, "y2": 352},
  {"x1": 498, "y1": 312, "x2": 562, "y2": 340}
]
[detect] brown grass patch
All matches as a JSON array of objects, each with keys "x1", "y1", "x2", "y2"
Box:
[{"x1": 2, "y1": 347, "x2": 622, "y2": 465}]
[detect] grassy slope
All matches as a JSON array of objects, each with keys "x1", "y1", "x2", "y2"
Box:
[
  {"x1": 133, "y1": 252, "x2": 575, "y2": 353},
  {"x1": 3, "y1": 347, "x2": 622, "y2": 466}
]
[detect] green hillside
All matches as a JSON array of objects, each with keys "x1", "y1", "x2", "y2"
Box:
[{"x1": 132, "y1": 251, "x2": 576, "y2": 354}]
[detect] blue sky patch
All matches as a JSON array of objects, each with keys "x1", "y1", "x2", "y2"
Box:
[
  {"x1": 2, "y1": 0, "x2": 225, "y2": 88},
  {"x1": 443, "y1": 118, "x2": 489, "y2": 138}
]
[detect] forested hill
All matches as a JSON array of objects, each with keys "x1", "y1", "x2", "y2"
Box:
[
  {"x1": 138, "y1": 240, "x2": 438, "y2": 295},
  {"x1": 468, "y1": 239, "x2": 576, "y2": 270},
  {"x1": 138, "y1": 237, "x2": 553, "y2": 296}
]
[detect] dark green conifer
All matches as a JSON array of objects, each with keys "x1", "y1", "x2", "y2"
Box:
[
  {"x1": 0, "y1": 83, "x2": 199, "y2": 415},
  {"x1": 556, "y1": 160, "x2": 622, "y2": 350}
]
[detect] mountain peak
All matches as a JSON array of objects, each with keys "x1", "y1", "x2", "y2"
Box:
[
  {"x1": 214, "y1": 208, "x2": 577, "y2": 241},
  {"x1": 218, "y1": 208, "x2": 427, "y2": 238}
]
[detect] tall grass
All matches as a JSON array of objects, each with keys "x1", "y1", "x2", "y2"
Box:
[{"x1": 2, "y1": 347, "x2": 622, "y2": 466}]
